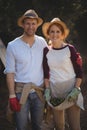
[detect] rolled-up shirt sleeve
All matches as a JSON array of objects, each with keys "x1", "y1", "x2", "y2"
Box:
[{"x1": 4, "y1": 43, "x2": 15, "y2": 74}]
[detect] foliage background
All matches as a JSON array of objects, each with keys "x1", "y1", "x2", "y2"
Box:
[{"x1": 0, "y1": 0, "x2": 87, "y2": 53}]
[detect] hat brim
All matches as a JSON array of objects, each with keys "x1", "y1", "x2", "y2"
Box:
[
  {"x1": 18, "y1": 16, "x2": 43, "y2": 27},
  {"x1": 42, "y1": 21, "x2": 69, "y2": 39}
]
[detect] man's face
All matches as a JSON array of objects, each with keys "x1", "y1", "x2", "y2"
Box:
[{"x1": 22, "y1": 18, "x2": 38, "y2": 36}]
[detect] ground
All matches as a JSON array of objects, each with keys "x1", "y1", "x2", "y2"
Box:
[{"x1": 80, "y1": 79, "x2": 87, "y2": 130}]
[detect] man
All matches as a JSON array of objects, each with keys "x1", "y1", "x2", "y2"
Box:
[{"x1": 4, "y1": 9, "x2": 48, "y2": 130}]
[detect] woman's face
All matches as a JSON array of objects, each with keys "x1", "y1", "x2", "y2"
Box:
[{"x1": 48, "y1": 24, "x2": 64, "y2": 43}]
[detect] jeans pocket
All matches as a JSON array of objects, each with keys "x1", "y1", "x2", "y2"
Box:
[
  {"x1": 29, "y1": 92, "x2": 37, "y2": 100},
  {"x1": 16, "y1": 93, "x2": 21, "y2": 100}
]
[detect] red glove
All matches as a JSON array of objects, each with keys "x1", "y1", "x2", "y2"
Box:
[{"x1": 9, "y1": 97, "x2": 21, "y2": 112}]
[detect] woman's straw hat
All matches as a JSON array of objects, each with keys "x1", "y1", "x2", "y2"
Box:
[
  {"x1": 18, "y1": 9, "x2": 43, "y2": 27},
  {"x1": 42, "y1": 18, "x2": 69, "y2": 39}
]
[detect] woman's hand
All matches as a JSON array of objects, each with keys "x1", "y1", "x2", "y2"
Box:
[
  {"x1": 44, "y1": 88, "x2": 51, "y2": 102},
  {"x1": 66, "y1": 87, "x2": 81, "y2": 102}
]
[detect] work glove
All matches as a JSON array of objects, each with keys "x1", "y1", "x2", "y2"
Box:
[
  {"x1": 9, "y1": 95, "x2": 21, "y2": 112},
  {"x1": 44, "y1": 88, "x2": 51, "y2": 102},
  {"x1": 67, "y1": 87, "x2": 81, "y2": 102}
]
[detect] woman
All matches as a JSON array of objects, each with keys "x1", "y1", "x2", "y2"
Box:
[{"x1": 42, "y1": 18, "x2": 84, "y2": 130}]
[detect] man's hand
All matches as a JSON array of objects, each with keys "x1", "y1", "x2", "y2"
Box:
[
  {"x1": 9, "y1": 95, "x2": 21, "y2": 112},
  {"x1": 44, "y1": 88, "x2": 51, "y2": 102},
  {"x1": 67, "y1": 87, "x2": 81, "y2": 102}
]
